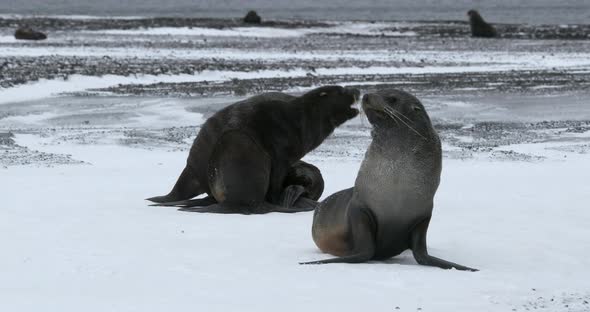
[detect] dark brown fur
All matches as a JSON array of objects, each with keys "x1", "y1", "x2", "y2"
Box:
[
  {"x1": 468, "y1": 10, "x2": 498, "y2": 38},
  {"x1": 148, "y1": 86, "x2": 359, "y2": 214}
]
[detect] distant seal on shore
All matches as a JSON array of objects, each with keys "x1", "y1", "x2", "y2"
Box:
[
  {"x1": 147, "y1": 86, "x2": 359, "y2": 214},
  {"x1": 302, "y1": 90, "x2": 477, "y2": 271},
  {"x1": 14, "y1": 27, "x2": 47, "y2": 40},
  {"x1": 467, "y1": 10, "x2": 497, "y2": 38},
  {"x1": 243, "y1": 11, "x2": 262, "y2": 24},
  {"x1": 0, "y1": 132, "x2": 15, "y2": 145}
]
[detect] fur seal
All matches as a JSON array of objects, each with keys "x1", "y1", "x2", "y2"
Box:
[
  {"x1": 243, "y1": 11, "x2": 262, "y2": 24},
  {"x1": 282, "y1": 160, "x2": 325, "y2": 203},
  {"x1": 14, "y1": 27, "x2": 47, "y2": 40},
  {"x1": 302, "y1": 90, "x2": 477, "y2": 271},
  {"x1": 148, "y1": 86, "x2": 359, "y2": 214},
  {"x1": 467, "y1": 10, "x2": 497, "y2": 38},
  {"x1": 160, "y1": 159, "x2": 324, "y2": 211}
]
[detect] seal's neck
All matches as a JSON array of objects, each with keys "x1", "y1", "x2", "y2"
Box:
[
  {"x1": 305, "y1": 117, "x2": 335, "y2": 154},
  {"x1": 290, "y1": 99, "x2": 336, "y2": 156},
  {"x1": 370, "y1": 126, "x2": 436, "y2": 156}
]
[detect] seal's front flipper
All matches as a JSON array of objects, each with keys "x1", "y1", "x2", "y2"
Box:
[
  {"x1": 149, "y1": 196, "x2": 217, "y2": 207},
  {"x1": 413, "y1": 253, "x2": 478, "y2": 272},
  {"x1": 284, "y1": 160, "x2": 325, "y2": 201},
  {"x1": 410, "y1": 217, "x2": 478, "y2": 272},
  {"x1": 280, "y1": 185, "x2": 307, "y2": 207}
]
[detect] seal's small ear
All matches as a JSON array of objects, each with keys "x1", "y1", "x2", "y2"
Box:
[{"x1": 319, "y1": 92, "x2": 328, "y2": 97}]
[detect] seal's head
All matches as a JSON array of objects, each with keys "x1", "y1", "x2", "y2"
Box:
[
  {"x1": 301, "y1": 85, "x2": 360, "y2": 128},
  {"x1": 467, "y1": 9, "x2": 485, "y2": 24},
  {"x1": 361, "y1": 90, "x2": 434, "y2": 140}
]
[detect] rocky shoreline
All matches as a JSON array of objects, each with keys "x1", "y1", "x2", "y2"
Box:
[{"x1": 1, "y1": 16, "x2": 590, "y2": 167}]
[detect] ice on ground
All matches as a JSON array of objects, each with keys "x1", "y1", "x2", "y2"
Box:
[
  {"x1": 2, "y1": 15, "x2": 590, "y2": 312},
  {"x1": 0, "y1": 36, "x2": 17, "y2": 43},
  {"x1": 2, "y1": 45, "x2": 590, "y2": 67},
  {"x1": 1, "y1": 137, "x2": 589, "y2": 311},
  {"x1": 97, "y1": 26, "x2": 313, "y2": 38},
  {"x1": 92, "y1": 22, "x2": 418, "y2": 38},
  {"x1": 1, "y1": 59, "x2": 588, "y2": 105}
]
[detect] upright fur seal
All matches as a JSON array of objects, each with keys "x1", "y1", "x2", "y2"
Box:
[
  {"x1": 302, "y1": 90, "x2": 477, "y2": 271},
  {"x1": 148, "y1": 86, "x2": 359, "y2": 214},
  {"x1": 243, "y1": 10, "x2": 262, "y2": 24},
  {"x1": 467, "y1": 10, "x2": 497, "y2": 38}
]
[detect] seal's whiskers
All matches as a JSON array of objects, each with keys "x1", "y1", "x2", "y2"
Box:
[
  {"x1": 383, "y1": 107, "x2": 428, "y2": 141},
  {"x1": 390, "y1": 108, "x2": 414, "y2": 124}
]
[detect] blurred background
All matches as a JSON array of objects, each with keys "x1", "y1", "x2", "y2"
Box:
[{"x1": 1, "y1": 0, "x2": 589, "y2": 23}]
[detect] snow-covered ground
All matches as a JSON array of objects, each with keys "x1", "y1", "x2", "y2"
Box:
[
  {"x1": 1, "y1": 16, "x2": 590, "y2": 311},
  {"x1": 2, "y1": 136, "x2": 590, "y2": 311}
]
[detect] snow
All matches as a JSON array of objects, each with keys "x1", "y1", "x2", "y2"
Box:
[
  {"x1": 93, "y1": 23, "x2": 418, "y2": 38},
  {"x1": 0, "y1": 36, "x2": 17, "y2": 43},
  {"x1": 0, "y1": 70, "x2": 307, "y2": 105},
  {"x1": 1, "y1": 135, "x2": 590, "y2": 311},
  {"x1": 98, "y1": 26, "x2": 312, "y2": 37},
  {"x1": 2, "y1": 17, "x2": 590, "y2": 312},
  {"x1": 1, "y1": 57, "x2": 587, "y2": 105},
  {"x1": 2, "y1": 44, "x2": 590, "y2": 68},
  {"x1": 0, "y1": 14, "x2": 146, "y2": 20}
]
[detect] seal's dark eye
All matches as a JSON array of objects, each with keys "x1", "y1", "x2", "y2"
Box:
[
  {"x1": 319, "y1": 92, "x2": 327, "y2": 97},
  {"x1": 413, "y1": 107, "x2": 422, "y2": 112}
]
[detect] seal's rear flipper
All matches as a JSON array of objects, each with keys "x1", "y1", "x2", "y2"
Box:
[
  {"x1": 411, "y1": 217, "x2": 479, "y2": 272},
  {"x1": 178, "y1": 202, "x2": 314, "y2": 214},
  {"x1": 146, "y1": 166, "x2": 204, "y2": 203},
  {"x1": 299, "y1": 253, "x2": 373, "y2": 265},
  {"x1": 292, "y1": 197, "x2": 319, "y2": 211},
  {"x1": 149, "y1": 196, "x2": 217, "y2": 207}
]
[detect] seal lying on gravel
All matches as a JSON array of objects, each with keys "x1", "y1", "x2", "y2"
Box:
[
  {"x1": 14, "y1": 27, "x2": 47, "y2": 40},
  {"x1": 302, "y1": 90, "x2": 477, "y2": 271},
  {"x1": 467, "y1": 10, "x2": 497, "y2": 38},
  {"x1": 0, "y1": 132, "x2": 15, "y2": 145},
  {"x1": 148, "y1": 86, "x2": 360, "y2": 214}
]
